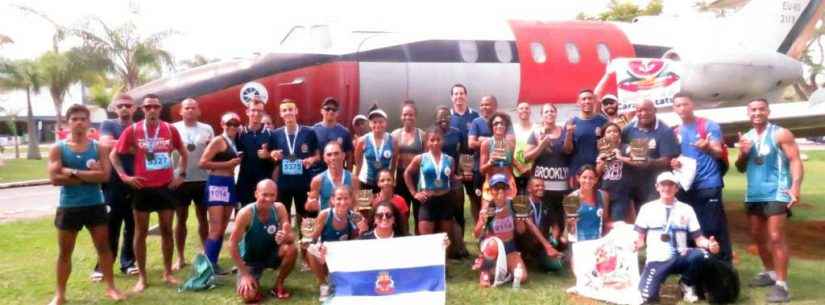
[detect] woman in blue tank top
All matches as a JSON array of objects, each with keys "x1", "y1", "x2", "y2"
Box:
[
  {"x1": 355, "y1": 106, "x2": 398, "y2": 192},
  {"x1": 404, "y1": 127, "x2": 455, "y2": 236},
  {"x1": 307, "y1": 186, "x2": 368, "y2": 301},
  {"x1": 565, "y1": 165, "x2": 609, "y2": 243}
]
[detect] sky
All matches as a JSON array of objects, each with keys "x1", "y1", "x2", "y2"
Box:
[{"x1": 0, "y1": 0, "x2": 681, "y2": 116}]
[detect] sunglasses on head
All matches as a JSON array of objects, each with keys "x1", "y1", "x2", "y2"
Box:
[
  {"x1": 225, "y1": 120, "x2": 241, "y2": 127},
  {"x1": 116, "y1": 104, "x2": 133, "y2": 109},
  {"x1": 142, "y1": 104, "x2": 161, "y2": 110},
  {"x1": 492, "y1": 121, "x2": 505, "y2": 126},
  {"x1": 375, "y1": 212, "x2": 393, "y2": 220},
  {"x1": 322, "y1": 107, "x2": 338, "y2": 112}
]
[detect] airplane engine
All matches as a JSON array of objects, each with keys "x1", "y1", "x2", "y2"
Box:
[{"x1": 662, "y1": 49, "x2": 802, "y2": 104}]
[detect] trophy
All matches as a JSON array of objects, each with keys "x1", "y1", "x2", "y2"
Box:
[
  {"x1": 491, "y1": 140, "x2": 507, "y2": 166},
  {"x1": 300, "y1": 218, "x2": 316, "y2": 245},
  {"x1": 459, "y1": 154, "x2": 474, "y2": 179},
  {"x1": 597, "y1": 138, "x2": 617, "y2": 161},
  {"x1": 629, "y1": 138, "x2": 650, "y2": 161},
  {"x1": 356, "y1": 189, "x2": 374, "y2": 212},
  {"x1": 562, "y1": 194, "x2": 581, "y2": 238},
  {"x1": 511, "y1": 194, "x2": 532, "y2": 219},
  {"x1": 350, "y1": 210, "x2": 365, "y2": 226}
]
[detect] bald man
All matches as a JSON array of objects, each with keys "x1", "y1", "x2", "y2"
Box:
[
  {"x1": 621, "y1": 99, "x2": 680, "y2": 215},
  {"x1": 230, "y1": 179, "x2": 297, "y2": 302},
  {"x1": 171, "y1": 98, "x2": 214, "y2": 270}
]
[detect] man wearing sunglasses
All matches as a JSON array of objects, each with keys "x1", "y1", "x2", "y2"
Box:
[
  {"x1": 171, "y1": 98, "x2": 214, "y2": 271},
  {"x1": 311, "y1": 97, "x2": 354, "y2": 177},
  {"x1": 91, "y1": 94, "x2": 139, "y2": 281},
  {"x1": 111, "y1": 94, "x2": 188, "y2": 292}
]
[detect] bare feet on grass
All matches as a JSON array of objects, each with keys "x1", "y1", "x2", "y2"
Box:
[
  {"x1": 163, "y1": 272, "x2": 181, "y2": 286},
  {"x1": 47, "y1": 295, "x2": 65, "y2": 305},
  {"x1": 131, "y1": 279, "x2": 148, "y2": 293},
  {"x1": 106, "y1": 287, "x2": 126, "y2": 301}
]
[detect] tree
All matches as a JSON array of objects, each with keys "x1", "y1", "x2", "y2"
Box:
[
  {"x1": 179, "y1": 54, "x2": 217, "y2": 69},
  {"x1": 798, "y1": 19, "x2": 825, "y2": 95},
  {"x1": 72, "y1": 17, "x2": 176, "y2": 90},
  {"x1": 0, "y1": 59, "x2": 43, "y2": 160},
  {"x1": 37, "y1": 48, "x2": 108, "y2": 131},
  {"x1": 577, "y1": 0, "x2": 663, "y2": 22},
  {"x1": 0, "y1": 34, "x2": 12, "y2": 47},
  {"x1": 0, "y1": 105, "x2": 22, "y2": 159}
]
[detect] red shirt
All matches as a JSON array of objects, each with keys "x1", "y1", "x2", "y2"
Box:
[
  {"x1": 116, "y1": 120, "x2": 183, "y2": 188},
  {"x1": 389, "y1": 195, "x2": 409, "y2": 220}
]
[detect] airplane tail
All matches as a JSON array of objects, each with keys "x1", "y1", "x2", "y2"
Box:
[{"x1": 728, "y1": 0, "x2": 825, "y2": 58}]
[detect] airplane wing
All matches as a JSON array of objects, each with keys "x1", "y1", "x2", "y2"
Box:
[{"x1": 657, "y1": 101, "x2": 825, "y2": 141}]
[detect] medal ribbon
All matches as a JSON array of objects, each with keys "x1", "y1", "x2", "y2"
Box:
[
  {"x1": 530, "y1": 197, "x2": 541, "y2": 225},
  {"x1": 325, "y1": 170, "x2": 343, "y2": 189},
  {"x1": 432, "y1": 152, "x2": 445, "y2": 184},
  {"x1": 754, "y1": 123, "x2": 773, "y2": 158},
  {"x1": 143, "y1": 120, "x2": 161, "y2": 153},
  {"x1": 284, "y1": 126, "x2": 299, "y2": 156},
  {"x1": 370, "y1": 132, "x2": 386, "y2": 166},
  {"x1": 222, "y1": 133, "x2": 237, "y2": 155}
]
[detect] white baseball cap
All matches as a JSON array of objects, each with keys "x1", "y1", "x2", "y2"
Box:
[{"x1": 656, "y1": 172, "x2": 679, "y2": 185}]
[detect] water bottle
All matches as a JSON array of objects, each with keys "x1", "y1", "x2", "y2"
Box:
[{"x1": 512, "y1": 263, "x2": 525, "y2": 289}]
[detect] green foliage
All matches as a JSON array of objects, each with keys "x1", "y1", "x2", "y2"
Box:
[
  {"x1": 577, "y1": 0, "x2": 663, "y2": 22},
  {"x1": 0, "y1": 158, "x2": 47, "y2": 183}
]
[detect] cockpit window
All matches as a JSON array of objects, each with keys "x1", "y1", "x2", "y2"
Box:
[{"x1": 280, "y1": 26, "x2": 307, "y2": 48}]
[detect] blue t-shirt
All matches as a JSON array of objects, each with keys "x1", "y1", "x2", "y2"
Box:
[
  {"x1": 441, "y1": 126, "x2": 465, "y2": 161},
  {"x1": 272, "y1": 125, "x2": 319, "y2": 190},
  {"x1": 310, "y1": 122, "x2": 354, "y2": 175},
  {"x1": 236, "y1": 126, "x2": 277, "y2": 201},
  {"x1": 621, "y1": 119, "x2": 681, "y2": 179},
  {"x1": 468, "y1": 117, "x2": 492, "y2": 170},
  {"x1": 567, "y1": 115, "x2": 609, "y2": 174},
  {"x1": 449, "y1": 108, "x2": 479, "y2": 154},
  {"x1": 677, "y1": 119, "x2": 723, "y2": 190},
  {"x1": 100, "y1": 119, "x2": 134, "y2": 177}
]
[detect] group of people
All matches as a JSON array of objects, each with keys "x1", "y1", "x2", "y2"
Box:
[{"x1": 47, "y1": 83, "x2": 803, "y2": 305}]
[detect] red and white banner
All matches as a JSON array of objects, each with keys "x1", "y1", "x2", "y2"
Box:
[
  {"x1": 570, "y1": 223, "x2": 643, "y2": 305},
  {"x1": 609, "y1": 58, "x2": 682, "y2": 114}
]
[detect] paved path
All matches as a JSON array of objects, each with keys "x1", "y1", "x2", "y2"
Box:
[{"x1": 0, "y1": 184, "x2": 58, "y2": 223}]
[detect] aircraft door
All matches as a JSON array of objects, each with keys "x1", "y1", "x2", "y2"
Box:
[{"x1": 355, "y1": 33, "x2": 410, "y2": 127}]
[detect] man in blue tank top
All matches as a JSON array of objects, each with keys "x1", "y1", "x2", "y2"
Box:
[
  {"x1": 48, "y1": 104, "x2": 125, "y2": 304},
  {"x1": 734, "y1": 98, "x2": 804, "y2": 303},
  {"x1": 229, "y1": 179, "x2": 297, "y2": 302}
]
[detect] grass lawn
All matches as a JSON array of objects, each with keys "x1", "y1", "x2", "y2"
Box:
[
  {"x1": 0, "y1": 158, "x2": 48, "y2": 183},
  {"x1": 0, "y1": 151, "x2": 823, "y2": 305}
]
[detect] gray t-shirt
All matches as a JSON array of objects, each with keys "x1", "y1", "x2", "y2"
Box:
[{"x1": 173, "y1": 121, "x2": 214, "y2": 182}]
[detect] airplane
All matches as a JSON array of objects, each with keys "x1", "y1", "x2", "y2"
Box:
[{"x1": 126, "y1": 0, "x2": 825, "y2": 139}]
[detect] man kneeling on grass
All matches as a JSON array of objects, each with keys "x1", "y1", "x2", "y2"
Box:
[
  {"x1": 48, "y1": 104, "x2": 125, "y2": 304},
  {"x1": 230, "y1": 179, "x2": 297, "y2": 303},
  {"x1": 635, "y1": 172, "x2": 720, "y2": 304}
]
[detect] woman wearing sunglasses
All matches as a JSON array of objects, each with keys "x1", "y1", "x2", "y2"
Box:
[
  {"x1": 198, "y1": 112, "x2": 243, "y2": 272},
  {"x1": 361, "y1": 201, "x2": 406, "y2": 240},
  {"x1": 480, "y1": 112, "x2": 517, "y2": 203}
]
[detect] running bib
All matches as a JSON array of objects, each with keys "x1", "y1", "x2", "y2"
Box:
[
  {"x1": 145, "y1": 152, "x2": 172, "y2": 171},
  {"x1": 282, "y1": 159, "x2": 303, "y2": 175},
  {"x1": 208, "y1": 185, "x2": 230, "y2": 202}
]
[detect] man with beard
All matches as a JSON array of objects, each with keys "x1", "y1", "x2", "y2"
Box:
[{"x1": 600, "y1": 94, "x2": 630, "y2": 129}]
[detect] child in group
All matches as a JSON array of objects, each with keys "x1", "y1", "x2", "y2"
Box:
[{"x1": 373, "y1": 169, "x2": 410, "y2": 235}]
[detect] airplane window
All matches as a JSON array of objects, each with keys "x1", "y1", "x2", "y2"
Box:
[
  {"x1": 459, "y1": 41, "x2": 479, "y2": 63},
  {"x1": 565, "y1": 42, "x2": 580, "y2": 64},
  {"x1": 280, "y1": 26, "x2": 307, "y2": 48},
  {"x1": 597, "y1": 43, "x2": 611, "y2": 64},
  {"x1": 530, "y1": 42, "x2": 546, "y2": 64},
  {"x1": 494, "y1": 41, "x2": 512, "y2": 62},
  {"x1": 310, "y1": 25, "x2": 332, "y2": 50}
]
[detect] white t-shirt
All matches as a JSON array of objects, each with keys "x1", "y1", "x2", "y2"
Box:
[
  {"x1": 634, "y1": 199, "x2": 701, "y2": 262},
  {"x1": 173, "y1": 121, "x2": 214, "y2": 182}
]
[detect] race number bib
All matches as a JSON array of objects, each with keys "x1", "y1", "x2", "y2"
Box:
[
  {"x1": 208, "y1": 185, "x2": 230, "y2": 203},
  {"x1": 282, "y1": 159, "x2": 303, "y2": 175},
  {"x1": 145, "y1": 152, "x2": 172, "y2": 171}
]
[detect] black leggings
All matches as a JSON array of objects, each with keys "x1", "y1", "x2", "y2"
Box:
[{"x1": 278, "y1": 187, "x2": 312, "y2": 218}]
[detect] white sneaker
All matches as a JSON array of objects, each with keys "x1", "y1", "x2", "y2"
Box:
[
  {"x1": 126, "y1": 266, "x2": 140, "y2": 276},
  {"x1": 681, "y1": 283, "x2": 699, "y2": 303},
  {"x1": 89, "y1": 270, "x2": 103, "y2": 282},
  {"x1": 319, "y1": 284, "x2": 330, "y2": 302}
]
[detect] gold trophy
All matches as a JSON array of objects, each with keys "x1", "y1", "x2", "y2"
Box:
[
  {"x1": 459, "y1": 154, "x2": 474, "y2": 179},
  {"x1": 300, "y1": 218, "x2": 316, "y2": 245},
  {"x1": 356, "y1": 189, "x2": 374, "y2": 212},
  {"x1": 562, "y1": 193, "x2": 581, "y2": 238},
  {"x1": 629, "y1": 138, "x2": 650, "y2": 161},
  {"x1": 597, "y1": 138, "x2": 617, "y2": 161},
  {"x1": 511, "y1": 194, "x2": 532, "y2": 219}
]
